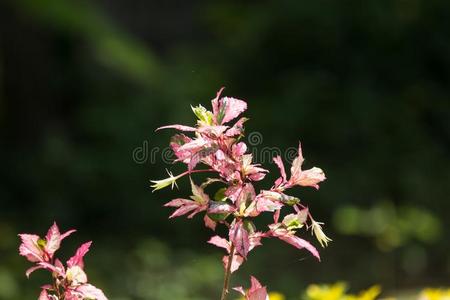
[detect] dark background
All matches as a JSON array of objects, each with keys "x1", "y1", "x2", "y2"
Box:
[{"x1": 0, "y1": 1, "x2": 449, "y2": 299}]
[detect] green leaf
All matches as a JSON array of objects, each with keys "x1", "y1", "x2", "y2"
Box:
[
  {"x1": 207, "y1": 213, "x2": 229, "y2": 222},
  {"x1": 243, "y1": 219, "x2": 256, "y2": 234},
  {"x1": 280, "y1": 195, "x2": 300, "y2": 206},
  {"x1": 282, "y1": 211, "x2": 307, "y2": 231},
  {"x1": 191, "y1": 105, "x2": 213, "y2": 125},
  {"x1": 170, "y1": 134, "x2": 188, "y2": 146},
  {"x1": 216, "y1": 103, "x2": 227, "y2": 124},
  {"x1": 200, "y1": 178, "x2": 223, "y2": 189},
  {"x1": 214, "y1": 188, "x2": 227, "y2": 202}
]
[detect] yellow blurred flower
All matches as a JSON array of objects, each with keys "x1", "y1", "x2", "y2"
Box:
[
  {"x1": 305, "y1": 282, "x2": 381, "y2": 300},
  {"x1": 344, "y1": 285, "x2": 381, "y2": 300},
  {"x1": 306, "y1": 282, "x2": 347, "y2": 300},
  {"x1": 419, "y1": 288, "x2": 450, "y2": 300},
  {"x1": 268, "y1": 291, "x2": 285, "y2": 300}
]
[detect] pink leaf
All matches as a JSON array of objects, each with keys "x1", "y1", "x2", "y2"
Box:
[
  {"x1": 290, "y1": 142, "x2": 305, "y2": 180},
  {"x1": 165, "y1": 198, "x2": 206, "y2": 219},
  {"x1": 248, "y1": 287, "x2": 268, "y2": 300},
  {"x1": 37, "y1": 261, "x2": 65, "y2": 277},
  {"x1": 295, "y1": 167, "x2": 326, "y2": 190},
  {"x1": 187, "y1": 206, "x2": 206, "y2": 219},
  {"x1": 75, "y1": 284, "x2": 108, "y2": 300},
  {"x1": 273, "y1": 155, "x2": 287, "y2": 182},
  {"x1": 225, "y1": 185, "x2": 242, "y2": 203},
  {"x1": 256, "y1": 197, "x2": 283, "y2": 213},
  {"x1": 248, "y1": 233, "x2": 263, "y2": 251},
  {"x1": 235, "y1": 276, "x2": 268, "y2": 300},
  {"x1": 235, "y1": 183, "x2": 256, "y2": 210},
  {"x1": 45, "y1": 222, "x2": 75, "y2": 258},
  {"x1": 60, "y1": 229, "x2": 77, "y2": 241},
  {"x1": 197, "y1": 125, "x2": 229, "y2": 136},
  {"x1": 187, "y1": 151, "x2": 203, "y2": 171},
  {"x1": 273, "y1": 209, "x2": 280, "y2": 223},
  {"x1": 288, "y1": 142, "x2": 326, "y2": 189},
  {"x1": 44, "y1": 222, "x2": 61, "y2": 256},
  {"x1": 211, "y1": 87, "x2": 226, "y2": 124},
  {"x1": 170, "y1": 134, "x2": 193, "y2": 164},
  {"x1": 248, "y1": 276, "x2": 263, "y2": 294},
  {"x1": 39, "y1": 289, "x2": 50, "y2": 300},
  {"x1": 241, "y1": 156, "x2": 268, "y2": 182},
  {"x1": 226, "y1": 117, "x2": 248, "y2": 137},
  {"x1": 248, "y1": 172, "x2": 267, "y2": 182},
  {"x1": 178, "y1": 137, "x2": 209, "y2": 152},
  {"x1": 208, "y1": 236, "x2": 230, "y2": 252},
  {"x1": 208, "y1": 201, "x2": 235, "y2": 214},
  {"x1": 67, "y1": 241, "x2": 92, "y2": 268},
  {"x1": 223, "y1": 254, "x2": 244, "y2": 273},
  {"x1": 65, "y1": 290, "x2": 81, "y2": 300},
  {"x1": 25, "y1": 265, "x2": 44, "y2": 278},
  {"x1": 249, "y1": 276, "x2": 263, "y2": 292},
  {"x1": 232, "y1": 142, "x2": 247, "y2": 157},
  {"x1": 168, "y1": 203, "x2": 199, "y2": 218},
  {"x1": 54, "y1": 258, "x2": 65, "y2": 272},
  {"x1": 164, "y1": 198, "x2": 194, "y2": 207},
  {"x1": 18, "y1": 234, "x2": 43, "y2": 263},
  {"x1": 212, "y1": 90, "x2": 247, "y2": 125},
  {"x1": 219, "y1": 97, "x2": 248, "y2": 124},
  {"x1": 204, "y1": 215, "x2": 217, "y2": 231}
]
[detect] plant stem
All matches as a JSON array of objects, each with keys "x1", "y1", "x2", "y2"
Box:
[
  {"x1": 53, "y1": 275, "x2": 62, "y2": 299},
  {"x1": 220, "y1": 243, "x2": 235, "y2": 300},
  {"x1": 183, "y1": 168, "x2": 215, "y2": 176}
]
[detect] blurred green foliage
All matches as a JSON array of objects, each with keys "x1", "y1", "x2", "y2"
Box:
[
  {"x1": 0, "y1": 0, "x2": 449, "y2": 299},
  {"x1": 333, "y1": 202, "x2": 442, "y2": 250},
  {"x1": 97, "y1": 238, "x2": 224, "y2": 300},
  {"x1": 13, "y1": 0, "x2": 162, "y2": 84}
]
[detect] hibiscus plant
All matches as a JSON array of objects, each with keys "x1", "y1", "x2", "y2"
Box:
[
  {"x1": 151, "y1": 88, "x2": 331, "y2": 300},
  {"x1": 18, "y1": 222, "x2": 107, "y2": 300}
]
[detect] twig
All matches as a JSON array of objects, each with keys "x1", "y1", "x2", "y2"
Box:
[{"x1": 220, "y1": 243, "x2": 235, "y2": 300}]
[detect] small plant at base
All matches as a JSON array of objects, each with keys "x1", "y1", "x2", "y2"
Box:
[
  {"x1": 18, "y1": 222, "x2": 108, "y2": 300},
  {"x1": 151, "y1": 87, "x2": 331, "y2": 300}
]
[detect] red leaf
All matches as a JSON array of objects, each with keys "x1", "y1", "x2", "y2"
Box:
[
  {"x1": 229, "y1": 220, "x2": 250, "y2": 258},
  {"x1": 168, "y1": 203, "x2": 199, "y2": 218},
  {"x1": 278, "y1": 234, "x2": 320, "y2": 261}
]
